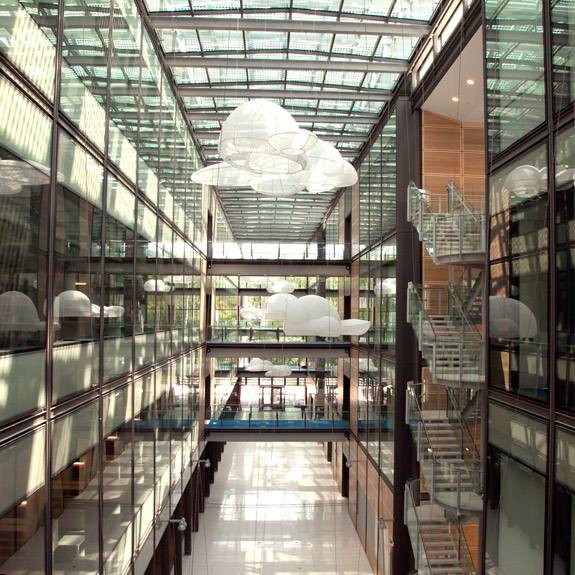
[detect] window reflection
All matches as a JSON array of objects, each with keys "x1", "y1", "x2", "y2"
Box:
[
  {"x1": 0, "y1": 78, "x2": 50, "y2": 423},
  {"x1": 556, "y1": 125, "x2": 575, "y2": 410},
  {"x1": 485, "y1": 0, "x2": 546, "y2": 154},
  {"x1": 52, "y1": 132, "x2": 103, "y2": 404},
  {"x1": 552, "y1": 0, "x2": 575, "y2": 111},
  {"x1": 0, "y1": 428, "x2": 46, "y2": 573},
  {"x1": 51, "y1": 402, "x2": 100, "y2": 574},
  {"x1": 489, "y1": 144, "x2": 548, "y2": 401}
]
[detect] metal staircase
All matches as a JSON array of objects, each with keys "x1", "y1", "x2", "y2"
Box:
[
  {"x1": 405, "y1": 181, "x2": 485, "y2": 574},
  {"x1": 407, "y1": 181, "x2": 485, "y2": 265},
  {"x1": 406, "y1": 479, "x2": 477, "y2": 575},
  {"x1": 407, "y1": 283, "x2": 484, "y2": 388},
  {"x1": 408, "y1": 383, "x2": 482, "y2": 514}
]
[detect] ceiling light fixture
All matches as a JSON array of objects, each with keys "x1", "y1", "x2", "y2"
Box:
[
  {"x1": 466, "y1": 78, "x2": 475, "y2": 86},
  {"x1": 451, "y1": 96, "x2": 459, "y2": 102}
]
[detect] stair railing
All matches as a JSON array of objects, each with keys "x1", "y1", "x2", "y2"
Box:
[
  {"x1": 408, "y1": 383, "x2": 482, "y2": 513},
  {"x1": 405, "y1": 479, "x2": 434, "y2": 575}
]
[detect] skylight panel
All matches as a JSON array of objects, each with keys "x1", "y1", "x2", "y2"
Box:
[
  {"x1": 199, "y1": 30, "x2": 244, "y2": 52},
  {"x1": 332, "y1": 34, "x2": 378, "y2": 58},
  {"x1": 245, "y1": 31, "x2": 288, "y2": 51},
  {"x1": 341, "y1": 0, "x2": 394, "y2": 16},
  {"x1": 289, "y1": 32, "x2": 333, "y2": 53},
  {"x1": 158, "y1": 30, "x2": 201, "y2": 53}
]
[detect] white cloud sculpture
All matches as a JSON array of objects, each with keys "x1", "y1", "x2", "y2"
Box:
[
  {"x1": 191, "y1": 99, "x2": 358, "y2": 196},
  {"x1": 144, "y1": 279, "x2": 172, "y2": 293},
  {"x1": 266, "y1": 279, "x2": 295, "y2": 294},
  {"x1": 245, "y1": 358, "x2": 274, "y2": 372},
  {"x1": 240, "y1": 306, "x2": 263, "y2": 321},
  {"x1": 489, "y1": 296, "x2": 538, "y2": 340},
  {"x1": 0, "y1": 291, "x2": 45, "y2": 331},
  {"x1": 263, "y1": 293, "x2": 369, "y2": 337},
  {"x1": 265, "y1": 365, "x2": 292, "y2": 377}
]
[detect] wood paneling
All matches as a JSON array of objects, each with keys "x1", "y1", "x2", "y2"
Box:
[{"x1": 421, "y1": 111, "x2": 485, "y2": 286}]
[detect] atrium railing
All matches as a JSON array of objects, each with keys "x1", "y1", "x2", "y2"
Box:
[
  {"x1": 407, "y1": 283, "x2": 484, "y2": 387},
  {"x1": 209, "y1": 240, "x2": 350, "y2": 261},
  {"x1": 405, "y1": 479, "x2": 477, "y2": 575},
  {"x1": 209, "y1": 325, "x2": 341, "y2": 343},
  {"x1": 407, "y1": 181, "x2": 486, "y2": 264},
  {"x1": 405, "y1": 479, "x2": 434, "y2": 575},
  {"x1": 206, "y1": 405, "x2": 349, "y2": 431},
  {"x1": 408, "y1": 383, "x2": 482, "y2": 513}
]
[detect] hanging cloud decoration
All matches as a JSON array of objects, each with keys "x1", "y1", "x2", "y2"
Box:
[
  {"x1": 264, "y1": 365, "x2": 292, "y2": 377},
  {"x1": 266, "y1": 279, "x2": 295, "y2": 294},
  {"x1": 262, "y1": 293, "x2": 369, "y2": 337},
  {"x1": 245, "y1": 358, "x2": 274, "y2": 372},
  {"x1": 240, "y1": 306, "x2": 263, "y2": 321},
  {"x1": 489, "y1": 296, "x2": 538, "y2": 340},
  {"x1": 191, "y1": 99, "x2": 358, "y2": 196},
  {"x1": 143, "y1": 279, "x2": 172, "y2": 293}
]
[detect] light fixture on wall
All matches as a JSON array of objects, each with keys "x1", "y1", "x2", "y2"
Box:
[{"x1": 191, "y1": 99, "x2": 358, "y2": 196}]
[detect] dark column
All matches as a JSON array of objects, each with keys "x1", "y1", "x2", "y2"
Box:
[
  {"x1": 393, "y1": 94, "x2": 421, "y2": 575},
  {"x1": 174, "y1": 527, "x2": 183, "y2": 575},
  {"x1": 183, "y1": 479, "x2": 192, "y2": 555}
]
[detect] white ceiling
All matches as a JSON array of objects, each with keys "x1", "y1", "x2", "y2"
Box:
[{"x1": 422, "y1": 30, "x2": 484, "y2": 123}]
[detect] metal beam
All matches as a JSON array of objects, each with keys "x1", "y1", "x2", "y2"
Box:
[
  {"x1": 196, "y1": 131, "x2": 366, "y2": 142},
  {"x1": 207, "y1": 261, "x2": 350, "y2": 276},
  {"x1": 166, "y1": 55, "x2": 408, "y2": 74},
  {"x1": 205, "y1": 342, "x2": 350, "y2": 358},
  {"x1": 150, "y1": 15, "x2": 430, "y2": 37},
  {"x1": 178, "y1": 86, "x2": 392, "y2": 101},
  {"x1": 188, "y1": 111, "x2": 378, "y2": 124},
  {"x1": 205, "y1": 431, "x2": 349, "y2": 441}
]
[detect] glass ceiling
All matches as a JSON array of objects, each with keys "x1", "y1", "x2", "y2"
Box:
[
  {"x1": 13, "y1": 0, "x2": 440, "y2": 243},
  {"x1": 150, "y1": 1, "x2": 439, "y2": 240}
]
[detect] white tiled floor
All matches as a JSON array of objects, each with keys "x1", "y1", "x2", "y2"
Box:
[{"x1": 182, "y1": 442, "x2": 373, "y2": 575}]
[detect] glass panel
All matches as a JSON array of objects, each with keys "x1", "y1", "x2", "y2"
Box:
[
  {"x1": 103, "y1": 384, "x2": 134, "y2": 574},
  {"x1": 555, "y1": 428, "x2": 575, "y2": 575},
  {"x1": 556, "y1": 124, "x2": 575, "y2": 411},
  {"x1": 489, "y1": 143, "x2": 548, "y2": 401},
  {"x1": 485, "y1": 449, "x2": 545, "y2": 575},
  {"x1": 485, "y1": 0, "x2": 546, "y2": 155},
  {"x1": 0, "y1": 428, "x2": 46, "y2": 573},
  {"x1": 0, "y1": 78, "x2": 50, "y2": 423},
  {"x1": 104, "y1": 176, "x2": 135, "y2": 382},
  {"x1": 552, "y1": 0, "x2": 575, "y2": 111},
  {"x1": 135, "y1": 201, "x2": 157, "y2": 369},
  {"x1": 52, "y1": 401, "x2": 100, "y2": 573},
  {"x1": 0, "y1": 0, "x2": 56, "y2": 98},
  {"x1": 53, "y1": 131, "x2": 103, "y2": 404}
]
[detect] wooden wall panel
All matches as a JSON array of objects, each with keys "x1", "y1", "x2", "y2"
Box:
[{"x1": 421, "y1": 111, "x2": 485, "y2": 287}]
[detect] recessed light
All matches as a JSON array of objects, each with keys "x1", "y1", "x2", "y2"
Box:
[
  {"x1": 466, "y1": 78, "x2": 475, "y2": 86},
  {"x1": 73, "y1": 460, "x2": 85, "y2": 467},
  {"x1": 451, "y1": 96, "x2": 459, "y2": 102}
]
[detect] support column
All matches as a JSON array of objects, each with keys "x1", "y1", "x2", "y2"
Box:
[
  {"x1": 393, "y1": 94, "x2": 421, "y2": 575},
  {"x1": 183, "y1": 478, "x2": 192, "y2": 555}
]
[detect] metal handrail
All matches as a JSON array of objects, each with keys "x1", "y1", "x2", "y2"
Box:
[
  {"x1": 405, "y1": 479, "x2": 435, "y2": 575},
  {"x1": 408, "y1": 383, "x2": 481, "y2": 474},
  {"x1": 447, "y1": 181, "x2": 484, "y2": 221}
]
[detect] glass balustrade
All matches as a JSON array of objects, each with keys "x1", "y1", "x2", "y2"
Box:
[
  {"x1": 407, "y1": 181, "x2": 486, "y2": 263},
  {"x1": 408, "y1": 283, "x2": 484, "y2": 387}
]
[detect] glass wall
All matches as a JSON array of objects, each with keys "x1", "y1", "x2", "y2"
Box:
[
  {"x1": 556, "y1": 124, "x2": 575, "y2": 411},
  {"x1": 484, "y1": 0, "x2": 546, "y2": 155},
  {"x1": 358, "y1": 112, "x2": 397, "y2": 251},
  {"x1": 0, "y1": 0, "x2": 205, "y2": 570},
  {"x1": 489, "y1": 144, "x2": 549, "y2": 401},
  {"x1": 486, "y1": 403, "x2": 547, "y2": 574}
]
